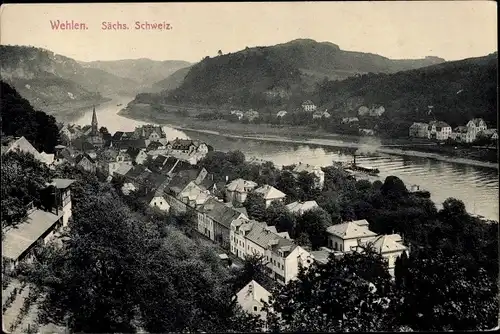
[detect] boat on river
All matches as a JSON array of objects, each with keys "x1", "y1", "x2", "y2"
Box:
[
  {"x1": 116, "y1": 103, "x2": 123, "y2": 106},
  {"x1": 345, "y1": 154, "x2": 380, "y2": 176}
]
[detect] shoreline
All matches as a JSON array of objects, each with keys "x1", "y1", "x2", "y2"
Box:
[{"x1": 118, "y1": 110, "x2": 498, "y2": 170}]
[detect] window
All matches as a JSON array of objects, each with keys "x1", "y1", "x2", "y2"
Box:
[
  {"x1": 335, "y1": 242, "x2": 338, "y2": 250},
  {"x1": 253, "y1": 306, "x2": 258, "y2": 312}
]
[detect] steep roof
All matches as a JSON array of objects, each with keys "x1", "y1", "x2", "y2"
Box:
[
  {"x1": 236, "y1": 280, "x2": 271, "y2": 310},
  {"x1": 75, "y1": 152, "x2": 96, "y2": 165},
  {"x1": 469, "y1": 118, "x2": 485, "y2": 126},
  {"x1": 147, "y1": 141, "x2": 163, "y2": 150},
  {"x1": 124, "y1": 165, "x2": 151, "y2": 180},
  {"x1": 254, "y1": 185, "x2": 286, "y2": 200},
  {"x1": 167, "y1": 168, "x2": 202, "y2": 195},
  {"x1": 326, "y1": 220, "x2": 377, "y2": 240},
  {"x1": 245, "y1": 221, "x2": 294, "y2": 251},
  {"x1": 428, "y1": 120, "x2": 451, "y2": 129}
]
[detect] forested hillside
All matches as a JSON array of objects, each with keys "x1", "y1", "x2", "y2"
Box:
[{"x1": 133, "y1": 39, "x2": 444, "y2": 108}]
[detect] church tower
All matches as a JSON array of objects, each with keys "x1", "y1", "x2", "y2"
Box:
[{"x1": 91, "y1": 106, "x2": 98, "y2": 136}]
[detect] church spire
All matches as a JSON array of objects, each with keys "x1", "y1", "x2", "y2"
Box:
[{"x1": 91, "y1": 105, "x2": 98, "y2": 135}]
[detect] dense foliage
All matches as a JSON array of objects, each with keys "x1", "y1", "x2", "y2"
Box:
[
  {"x1": 1, "y1": 81, "x2": 60, "y2": 153},
  {"x1": 132, "y1": 39, "x2": 443, "y2": 109}
]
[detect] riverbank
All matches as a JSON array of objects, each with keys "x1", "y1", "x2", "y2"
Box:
[
  {"x1": 119, "y1": 104, "x2": 498, "y2": 169},
  {"x1": 48, "y1": 97, "x2": 112, "y2": 123}
]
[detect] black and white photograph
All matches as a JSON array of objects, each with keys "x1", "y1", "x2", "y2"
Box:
[{"x1": 0, "y1": 1, "x2": 498, "y2": 332}]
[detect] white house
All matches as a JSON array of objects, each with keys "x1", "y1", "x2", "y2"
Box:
[
  {"x1": 48, "y1": 178, "x2": 76, "y2": 227},
  {"x1": 451, "y1": 126, "x2": 476, "y2": 143},
  {"x1": 427, "y1": 121, "x2": 452, "y2": 140},
  {"x1": 325, "y1": 219, "x2": 377, "y2": 252},
  {"x1": 359, "y1": 234, "x2": 408, "y2": 277},
  {"x1": 292, "y1": 163, "x2": 325, "y2": 189},
  {"x1": 254, "y1": 185, "x2": 287, "y2": 208},
  {"x1": 301, "y1": 100, "x2": 317, "y2": 112},
  {"x1": 236, "y1": 280, "x2": 272, "y2": 323},
  {"x1": 466, "y1": 118, "x2": 487, "y2": 138},
  {"x1": 312, "y1": 110, "x2": 331, "y2": 119},
  {"x1": 230, "y1": 218, "x2": 313, "y2": 285},
  {"x1": 226, "y1": 178, "x2": 258, "y2": 204},
  {"x1": 276, "y1": 110, "x2": 288, "y2": 118},
  {"x1": 286, "y1": 200, "x2": 319, "y2": 215},
  {"x1": 1, "y1": 136, "x2": 43, "y2": 162}
]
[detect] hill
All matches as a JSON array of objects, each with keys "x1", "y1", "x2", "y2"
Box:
[
  {"x1": 133, "y1": 39, "x2": 445, "y2": 108},
  {"x1": 313, "y1": 52, "x2": 498, "y2": 134},
  {"x1": 0, "y1": 81, "x2": 60, "y2": 153},
  {"x1": 80, "y1": 58, "x2": 192, "y2": 89},
  {"x1": 0, "y1": 45, "x2": 141, "y2": 110},
  {"x1": 150, "y1": 65, "x2": 192, "y2": 92}
]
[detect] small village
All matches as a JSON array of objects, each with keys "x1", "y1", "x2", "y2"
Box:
[{"x1": 1, "y1": 105, "x2": 414, "y2": 330}]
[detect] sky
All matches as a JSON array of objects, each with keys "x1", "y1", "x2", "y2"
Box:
[{"x1": 0, "y1": 2, "x2": 497, "y2": 63}]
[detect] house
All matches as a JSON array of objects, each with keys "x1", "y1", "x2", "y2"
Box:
[
  {"x1": 165, "y1": 168, "x2": 208, "y2": 213},
  {"x1": 276, "y1": 110, "x2": 288, "y2": 118},
  {"x1": 409, "y1": 122, "x2": 429, "y2": 138},
  {"x1": 2, "y1": 205, "x2": 64, "y2": 272},
  {"x1": 301, "y1": 100, "x2": 317, "y2": 112},
  {"x1": 167, "y1": 138, "x2": 209, "y2": 155},
  {"x1": 96, "y1": 148, "x2": 133, "y2": 176},
  {"x1": 359, "y1": 128, "x2": 376, "y2": 136},
  {"x1": 133, "y1": 124, "x2": 166, "y2": 142},
  {"x1": 451, "y1": 126, "x2": 476, "y2": 143},
  {"x1": 230, "y1": 110, "x2": 245, "y2": 120},
  {"x1": 111, "y1": 138, "x2": 147, "y2": 151},
  {"x1": 286, "y1": 200, "x2": 319, "y2": 215},
  {"x1": 146, "y1": 141, "x2": 164, "y2": 151},
  {"x1": 197, "y1": 197, "x2": 248, "y2": 249},
  {"x1": 53, "y1": 146, "x2": 78, "y2": 166},
  {"x1": 75, "y1": 153, "x2": 97, "y2": 173},
  {"x1": 126, "y1": 147, "x2": 149, "y2": 165},
  {"x1": 357, "y1": 234, "x2": 408, "y2": 277},
  {"x1": 244, "y1": 109, "x2": 260, "y2": 122},
  {"x1": 312, "y1": 110, "x2": 331, "y2": 119},
  {"x1": 1, "y1": 136, "x2": 42, "y2": 160},
  {"x1": 292, "y1": 163, "x2": 325, "y2": 189},
  {"x1": 177, "y1": 180, "x2": 212, "y2": 209},
  {"x1": 254, "y1": 185, "x2": 287, "y2": 208},
  {"x1": 358, "y1": 105, "x2": 386, "y2": 117},
  {"x1": 427, "y1": 121, "x2": 452, "y2": 140},
  {"x1": 59, "y1": 124, "x2": 83, "y2": 143},
  {"x1": 478, "y1": 129, "x2": 498, "y2": 141},
  {"x1": 226, "y1": 178, "x2": 258, "y2": 204},
  {"x1": 326, "y1": 219, "x2": 377, "y2": 252},
  {"x1": 46, "y1": 178, "x2": 76, "y2": 227},
  {"x1": 310, "y1": 247, "x2": 344, "y2": 265},
  {"x1": 466, "y1": 118, "x2": 487, "y2": 138},
  {"x1": 230, "y1": 218, "x2": 313, "y2": 285},
  {"x1": 236, "y1": 280, "x2": 272, "y2": 323},
  {"x1": 342, "y1": 117, "x2": 359, "y2": 124},
  {"x1": 145, "y1": 179, "x2": 171, "y2": 212}
]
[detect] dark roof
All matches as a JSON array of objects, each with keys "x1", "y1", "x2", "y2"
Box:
[
  {"x1": 126, "y1": 147, "x2": 141, "y2": 160},
  {"x1": 200, "y1": 197, "x2": 243, "y2": 228},
  {"x1": 147, "y1": 141, "x2": 163, "y2": 150},
  {"x1": 72, "y1": 138, "x2": 97, "y2": 151},
  {"x1": 167, "y1": 169, "x2": 202, "y2": 195},
  {"x1": 125, "y1": 165, "x2": 151, "y2": 181},
  {"x1": 75, "y1": 153, "x2": 95, "y2": 164},
  {"x1": 162, "y1": 157, "x2": 178, "y2": 172},
  {"x1": 198, "y1": 175, "x2": 215, "y2": 190},
  {"x1": 170, "y1": 160, "x2": 193, "y2": 174},
  {"x1": 112, "y1": 131, "x2": 124, "y2": 141},
  {"x1": 113, "y1": 139, "x2": 147, "y2": 150}
]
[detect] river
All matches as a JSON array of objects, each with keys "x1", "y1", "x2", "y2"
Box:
[{"x1": 73, "y1": 97, "x2": 499, "y2": 221}]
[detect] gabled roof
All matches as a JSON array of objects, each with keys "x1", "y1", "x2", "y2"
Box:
[
  {"x1": 147, "y1": 141, "x2": 163, "y2": 150},
  {"x1": 168, "y1": 168, "x2": 203, "y2": 195},
  {"x1": 75, "y1": 153, "x2": 96, "y2": 165},
  {"x1": 254, "y1": 185, "x2": 286, "y2": 200},
  {"x1": 469, "y1": 118, "x2": 485, "y2": 126},
  {"x1": 326, "y1": 220, "x2": 377, "y2": 240},
  {"x1": 199, "y1": 197, "x2": 245, "y2": 228},
  {"x1": 236, "y1": 280, "x2": 271, "y2": 310},
  {"x1": 428, "y1": 120, "x2": 451, "y2": 129},
  {"x1": 226, "y1": 179, "x2": 258, "y2": 193},
  {"x1": 114, "y1": 164, "x2": 133, "y2": 177},
  {"x1": 124, "y1": 165, "x2": 151, "y2": 180},
  {"x1": 2, "y1": 209, "x2": 64, "y2": 260},
  {"x1": 286, "y1": 200, "x2": 319, "y2": 214},
  {"x1": 409, "y1": 122, "x2": 428, "y2": 128},
  {"x1": 362, "y1": 234, "x2": 407, "y2": 254}
]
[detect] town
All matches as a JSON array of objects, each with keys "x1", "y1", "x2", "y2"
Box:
[{"x1": 2, "y1": 101, "x2": 498, "y2": 332}]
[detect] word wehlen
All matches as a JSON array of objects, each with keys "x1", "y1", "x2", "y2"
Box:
[{"x1": 50, "y1": 20, "x2": 173, "y2": 31}]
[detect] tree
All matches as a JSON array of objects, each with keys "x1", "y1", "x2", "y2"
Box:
[
  {"x1": 231, "y1": 253, "x2": 271, "y2": 293},
  {"x1": 244, "y1": 191, "x2": 267, "y2": 221},
  {"x1": 99, "y1": 126, "x2": 109, "y2": 134},
  {"x1": 396, "y1": 249, "x2": 498, "y2": 331},
  {"x1": 265, "y1": 201, "x2": 296, "y2": 235},
  {"x1": 381, "y1": 176, "x2": 408, "y2": 198},
  {"x1": 217, "y1": 50, "x2": 223, "y2": 56},
  {"x1": 1, "y1": 151, "x2": 53, "y2": 229},
  {"x1": 264, "y1": 249, "x2": 398, "y2": 332},
  {"x1": 295, "y1": 208, "x2": 332, "y2": 250}
]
